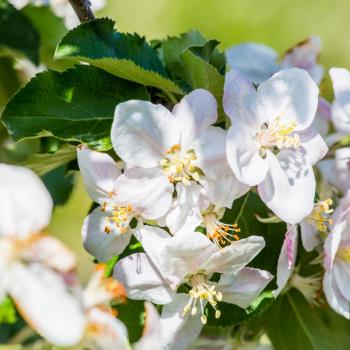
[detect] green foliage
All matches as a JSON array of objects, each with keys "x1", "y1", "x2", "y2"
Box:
[
  {"x1": 0, "y1": 298, "x2": 17, "y2": 325},
  {"x1": 55, "y1": 18, "x2": 183, "y2": 94},
  {"x1": 21, "y1": 5, "x2": 69, "y2": 70},
  {"x1": 0, "y1": 0, "x2": 39, "y2": 64},
  {"x1": 1, "y1": 65, "x2": 149, "y2": 150},
  {"x1": 267, "y1": 290, "x2": 350, "y2": 350}
]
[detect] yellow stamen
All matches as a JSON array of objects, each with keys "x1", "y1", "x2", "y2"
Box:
[
  {"x1": 101, "y1": 204, "x2": 134, "y2": 235},
  {"x1": 337, "y1": 247, "x2": 350, "y2": 262},
  {"x1": 306, "y1": 199, "x2": 333, "y2": 233}
]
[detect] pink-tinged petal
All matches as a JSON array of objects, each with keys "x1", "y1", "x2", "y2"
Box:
[
  {"x1": 0, "y1": 164, "x2": 53, "y2": 239},
  {"x1": 225, "y1": 43, "x2": 278, "y2": 84},
  {"x1": 82, "y1": 208, "x2": 132, "y2": 262},
  {"x1": 134, "y1": 302, "x2": 161, "y2": 350},
  {"x1": 137, "y1": 226, "x2": 216, "y2": 289},
  {"x1": 77, "y1": 146, "x2": 121, "y2": 204},
  {"x1": 299, "y1": 221, "x2": 319, "y2": 252},
  {"x1": 165, "y1": 183, "x2": 202, "y2": 235},
  {"x1": 200, "y1": 175, "x2": 249, "y2": 209},
  {"x1": 257, "y1": 68, "x2": 319, "y2": 131},
  {"x1": 173, "y1": 89, "x2": 217, "y2": 150},
  {"x1": 223, "y1": 70, "x2": 261, "y2": 127},
  {"x1": 8, "y1": 263, "x2": 85, "y2": 346},
  {"x1": 281, "y1": 36, "x2": 323, "y2": 84},
  {"x1": 160, "y1": 294, "x2": 204, "y2": 350},
  {"x1": 258, "y1": 150, "x2": 316, "y2": 224},
  {"x1": 193, "y1": 126, "x2": 231, "y2": 179},
  {"x1": 298, "y1": 128, "x2": 328, "y2": 166},
  {"x1": 333, "y1": 261, "x2": 350, "y2": 300},
  {"x1": 201, "y1": 236, "x2": 266, "y2": 276},
  {"x1": 219, "y1": 267, "x2": 273, "y2": 307},
  {"x1": 226, "y1": 122, "x2": 269, "y2": 186},
  {"x1": 114, "y1": 167, "x2": 173, "y2": 220},
  {"x1": 113, "y1": 253, "x2": 175, "y2": 305},
  {"x1": 312, "y1": 97, "x2": 331, "y2": 137},
  {"x1": 323, "y1": 271, "x2": 350, "y2": 319},
  {"x1": 273, "y1": 225, "x2": 298, "y2": 297},
  {"x1": 112, "y1": 100, "x2": 181, "y2": 168},
  {"x1": 85, "y1": 308, "x2": 130, "y2": 350},
  {"x1": 24, "y1": 236, "x2": 77, "y2": 273}
]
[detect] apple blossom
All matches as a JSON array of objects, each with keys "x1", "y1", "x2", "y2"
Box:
[
  {"x1": 226, "y1": 36, "x2": 323, "y2": 85},
  {"x1": 78, "y1": 146, "x2": 172, "y2": 261},
  {"x1": 114, "y1": 226, "x2": 272, "y2": 349},
  {"x1": 224, "y1": 68, "x2": 328, "y2": 223},
  {"x1": 111, "y1": 89, "x2": 247, "y2": 231}
]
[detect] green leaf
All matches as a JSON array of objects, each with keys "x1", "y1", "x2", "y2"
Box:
[
  {"x1": 179, "y1": 48, "x2": 225, "y2": 121},
  {"x1": 267, "y1": 290, "x2": 350, "y2": 350},
  {"x1": 104, "y1": 256, "x2": 119, "y2": 278},
  {"x1": 21, "y1": 5, "x2": 70, "y2": 70},
  {"x1": 0, "y1": 57, "x2": 21, "y2": 107},
  {"x1": 1, "y1": 65, "x2": 149, "y2": 150},
  {"x1": 55, "y1": 18, "x2": 183, "y2": 94},
  {"x1": 23, "y1": 144, "x2": 76, "y2": 176},
  {"x1": 0, "y1": 298, "x2": 17, "y2": 325},
  {"x1": 0, "y1": 0, "x2": 39, "y2": 64}
]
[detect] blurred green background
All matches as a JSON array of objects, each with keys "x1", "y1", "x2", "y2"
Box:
[{"x1": 16, "y1": 0, "x2": 350, "y2": 282}]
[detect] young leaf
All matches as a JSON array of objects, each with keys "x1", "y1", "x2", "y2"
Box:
[
  {"x1": 55, "y1": 18, "x2": 183, "y2": 94},
  {"x1": 1, "y1": 65, "x2": 149, "y2": 150},
  {"x1": 0, "y1": 0, "x2": 39, "y2": 64},
  {"x1": 267, "y1": 290, "x2": 350, "y2": 350},
  {"x1": 0, "y1": 297, "x2": 17, "y2": 325}
]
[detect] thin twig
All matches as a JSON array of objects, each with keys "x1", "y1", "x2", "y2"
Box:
[{"x1": 67, "y1": 0, "x2": 95, "y2": 23}]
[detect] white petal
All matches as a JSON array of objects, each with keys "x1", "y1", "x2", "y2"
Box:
[
  {"x1": 273, "y1": 225, "x2": 298, "y2": 297},
  {"x1": 0, "y1": 164, "x2": 53, "y2": 238},
  {"x1": 82, "y1": 208, "x2": 132, "y2": 262},
  {"x1": 112, "y1": 100, "x2": 181, "y2": 168},
  {"x1": 201, "y1": 175, "x2": 249, "y2": 209},
  {"x1": 77, "y1": 146, "x2": 121, "y2": 204},
  {"x1": 281, "y1": 36, "x2": 323, "y2": 85},
  {"x1": 225, "y1": 43, "x2": 278, "y2": 84},
  {"x1": 299, "y1": 221, "x2": 319, "y2": 252},
  {"x1": 330, "y1": 67, "x2": 350, "y2": 114},
  {"x1": 134, "y1": 302, "x2": 161, "y2": 350},
  {"x1": 298, "y1": 128, "x2": 328, "y2": 166},
  {"x1": 223, "y1": 70, "x2": 260, "y2": 127},
  {"x1": 8, "y1": 263, "x2": 85, "y2": 346},
  {"x1": 333, "y1": 261, "x2": 350, "y2": 300},
  {"x1": 165, "y1": 183, "x2": 202, "y2": 235},
  {"x1": 160, "y1": 294, "x2": 204, "y2": 350},
  {"x1": 193, "y1": 126, "x2": 231, "y2": 179},
  {"x1": 113, "y1": 253, "x2": 175, "y2": 304},
  {"x1": 137, "y1": 226, "x2": 216, "y2": 289},
  {"x1": 201, "y1": 236, "x2": 266, "y2": 276},
  {"x1": 258, "y1": 150, "x2": 316, "y2": 224},
  {"x1": 219, "y1": 267, "x2": 273, "y2": 308},
  {"x1": 24, "y1": 236, "x2": 77, "y2": 273},
  {"x1": 114, "y1": 167, "x2": 173, "y2": 220},
  {"x1": 312, "y1": 97, "x2": 331, "y2": 137},
  {"x1": 331, "y1": 101, "x2": 350, "y2": 135},
  {"x1": 226, "y1": 123, "x2": 269, "y2": 186},
  {"x1": 173, "y1": 89, "x2": 217, "y2": 150},
  {"x1": 323, "y1": 271, "x2": 350, "y2": 319},
  {"x1": 85, "y1": 307, "x2": 130, "y2": 350},
  {"x1": 257, "y1": 68, "x2": 319, "y2": 131}
]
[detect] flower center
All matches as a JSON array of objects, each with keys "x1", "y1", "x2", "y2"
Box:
[
  {"x1": 182, "y1": 274, "x2": 222, "y2": 324},
  {"x1": 255, "y1": 117, "x2": 300, "y2": 157},
  {"x1": 160, "y1": 144, "x2": 202, "y2": 185},
  {"x1": 306, "y1": 199, "x2": 333, "y2": 233},
  {"x1": 336, "y1": 246, "x2": 350, "y2": 262},
  {"x1": 202, "y1": 206, "x2": 240, "y2": 247},
  {"x1": 101, "y1": 203, "x2": 134, "y2": 234}
]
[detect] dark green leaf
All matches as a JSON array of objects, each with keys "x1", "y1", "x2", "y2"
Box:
[
  {"x1": 267, "y1": 290, "x2": 350, "y2": 350},
  {"x1": 1, "y1": 65, "x2": 149, "y2": 150},
  {"x1": 55, "y1": 18, "x2": 183, "y2": 94},
  {"x1": 0, "y1": 0, "x2": 39, "y2": 64}
]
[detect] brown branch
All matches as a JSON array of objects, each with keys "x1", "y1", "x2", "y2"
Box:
[{"x1": 67, "y1": 0, "x2": 95, "y2": 23}]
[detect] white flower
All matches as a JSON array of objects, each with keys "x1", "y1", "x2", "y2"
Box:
[
  {"x1": 274, "y1": 199, "x2": 333, "y2": 297},
  {"x1": 224, "y1": 68, "x2": 328, "y2": 224},
  {"x1": 111, "y1": 89, "x2": 245, "y2": 225},
  {"x1": 114, "y1": 226, "x2": 272, "y2": 350},
  {"x1": 78, "y1": 146, "x2": 171, "y2": 261},
  {"x1": 323, "y1": 190, "x2": 350, "y2": 319},
  {"x1": 0, "y1": 164, "x2": 85, "y2": 346},
  {"x1": 226, "y1": 36, "x2": 323, "y2": 85}
]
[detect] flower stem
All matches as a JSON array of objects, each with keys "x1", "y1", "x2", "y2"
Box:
[{"x1": 67, "y1": 0, "x2": 95, "y2": 23}]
